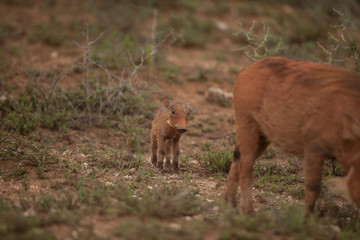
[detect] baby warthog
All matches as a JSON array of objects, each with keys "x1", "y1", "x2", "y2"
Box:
[
  {"x1": 225, "y1": 56, "x2": 360, "y2": 216},
  {"x1": 151, "y1": 99, "x2": 191, "y2": 171}
]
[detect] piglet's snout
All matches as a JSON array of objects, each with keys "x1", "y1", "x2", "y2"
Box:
[
  {"x1": 178, "y1": 128, "x2": 187, "y2": 133},
  {"x1": 175, "y1": 122, "x2": 188, "y2": 133}
]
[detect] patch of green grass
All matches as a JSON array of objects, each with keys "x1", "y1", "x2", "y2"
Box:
[
  {"x1": 0, "y1": 198, "x2": 57, "y2": 240},
  {"x1": 189, "y1": 143, "x2": 232, "y2": 174},
  {"x1": 0, "y1": 131, "x2": 58, "y2": 176},
  {"x1": 114, "y1": 182, "x2": 203, "y2": 218},
  {"x1": 258, "y1": 148, "x2": 277, "y2": 160},
  {"x1": 253, "y1": 161, "x2": 304, "y2": 195},
  {"x1": 0, "y1": 23, "x2": 24, "y2": 44},
  {"x1": 181, "y1": 0, "x2": 200, "y2": 11},
  {"x1": 27, "y1": 17, "x2": 68, "y2": 46},
  {"x1": 162, "y1": 65, "x2": 179, "y2": 82},
  {"x1": 289, "y1": 185, "x2": 305, "y2": 200},
  {"x1": 0, "y1": 76, "x2": 152, "y2": 135},
  {"x1": 161, "y1": 13, "x2": 215, "y2": 48},
  {"x1": 114, "y1": 218, "x2": 208, "y2": 240},
  {"x1": 219, "y1": 202, "x2": 360, "y2": 240},
  {"x1": 96, "y1": 148, "x2": 145, "y2": 170},
  {"x1": 118, "y1": 115, "x2": 149, "y2": 153},
  {"x1": 323, "y1": 158, "x2": 344, "y2": 177}
]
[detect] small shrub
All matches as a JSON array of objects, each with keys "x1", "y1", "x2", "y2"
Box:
[{"x1": 0, "y1": 131, "x2": 57, "y2": 173}]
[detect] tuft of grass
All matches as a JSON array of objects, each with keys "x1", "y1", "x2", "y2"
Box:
[
  {"x1": 114, "y1": 218, "x2": 208, "y2": 240},
  {"x1": 0, "y1": 131, "x2": 58, "y2": 175},
  {"x1": 161, "y1": 13, "x2": 215, "y2": 48},
  {"x1": 189, "y1": 143, "x2": 232, "y2": 174},
  {"x1": 27, "y1": 17, "x2": 68, "y2": 46},
  {"x1": 96, "y1": 148, "x2": 145, "y2": 170},
  {"x1": 323, "y1": 158, "x2": 345, "y2": 177},
  {"x1": 0, "y1": 197, "x2": 57, "y2": 240},
  {"x1": 219, "y1": 202, "x2": 360, "y2": 240},
  {"x1": 253, "y1": 161, "x2": 304, "y2": 196},
  {"x1": 114, "y1": 182, "x2": 203, "y2": 218}
]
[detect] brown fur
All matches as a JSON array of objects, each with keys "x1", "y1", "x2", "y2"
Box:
[
  {"x1": 151, "y1": 99, "x2": 190, "y2": 171},
  {"x1": 224, "y1": 56, "x2": 360, "y2": 215}
]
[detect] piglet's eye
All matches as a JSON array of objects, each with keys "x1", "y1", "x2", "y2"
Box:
[{"x1": 171, "y1": 110, "x2": 175, "y2": 115}]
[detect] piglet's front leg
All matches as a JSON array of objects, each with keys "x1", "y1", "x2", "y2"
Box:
[{"x1": 171, "y1": 135, "x2": 181, "y2": 172}]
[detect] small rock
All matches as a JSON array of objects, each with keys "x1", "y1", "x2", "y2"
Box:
[
  {"x1": 50, "y1": 51, "x2": 58, "y2": 58},
  {"x1": 105, "y1": 182, "x2": 114, "y2": 187},
  {"x1": 23, "y1": 208, "x2": 36, "y2": 217},
  {"x1": 193, "y1": 214, "x2": 204, "y2": 221},
  {"x1": 216, "y1": 21, "x2": 229, "y2": 31},
  {"x1": 71, "y1": 230, "x2": 78, "y2": 239},
  {"x1": 212, "y1": 206, "x2": 220, "y2": 212},
  {"x1": 169, "y1": 223, "x2": 181, "y2": 231},
  {"x1": 330, "y1": 224, "x2": 341, "y2": 233},
  {"x1": 206, "y1": 87, "x2": 233, "y2": 107},
  {"x1": 62, "y1": 149, "x2": 73, "y2": 156},
  {"x1": 81, "y1": 162, "x2": 89, "y2": 169}
]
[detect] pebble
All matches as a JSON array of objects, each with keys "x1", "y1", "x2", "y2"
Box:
[
  {"x1": 169, "y1": 223, "x2": 181, "y2": 231},
  {"x1": 105, "y1": 182, "x2": 114, "y2": 187},
  {"x1": 330, "y1": 224, "x2": 341, "y2": 233}
]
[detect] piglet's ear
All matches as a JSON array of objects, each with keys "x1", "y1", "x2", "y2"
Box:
[{"x1": 163, "y1": 99, "x2": 172, "y2": 110}]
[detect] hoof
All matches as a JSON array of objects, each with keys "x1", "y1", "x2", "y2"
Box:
[
  {"x1": 165, "y1": 161, "x2": 171, "y2": 169},
  {"x1": 157, "y1": 161, "x2": 163, "y2": 171},
  {"x1": 172, "y1": 163, "x2": 179, "y2": 172},
  {"x1": 224, "y1": 193, "x2": 237, "y2": 208}
]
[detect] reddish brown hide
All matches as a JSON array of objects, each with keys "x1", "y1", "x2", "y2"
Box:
[
  {"x1": 224, "y1": 56, "x2": 360, "y2": 215},
  {"x1": 151, "y1": 99, "x2": 190, "y2": 171}
]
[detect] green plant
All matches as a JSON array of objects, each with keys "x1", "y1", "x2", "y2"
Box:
[
  {"x1": 253, "y1": 161, "x2": 304, "y2": 195},
  {"x1": 114, "y1": 218, "x2": 208, "y2": 240},
  {"x1": 115, "y1": 182, "x2": 203, "y2": 218},
  {"x1": 189, "y1": 143, "x2": 232, "y2": 174},
  {"x1": 289, "y1": 185, "x2": 305, "y2": 200},
  {"x1": 35, "y1": 195, "x2": 54, "y2": 213},
  {"x1": 27, "y1": 17, "x2": 67, "y2": 46},
  {"x1": 323, "y1": 159, "x2": 344, "y2": 177},
  {"x1": 97, "y1": 149, "x2": 145, "y2": 170},
  {"x1": 162, "y1": 65, "x2": 179, "y2": 82},
  {"x1": 0, "y1": 131, "x2": 58, "y2": 173},
  {"x1": 0, "y1": 197, "x2": 57, "y2": 239},
  {"x1": 161, "y1": 13, "x2": 215, "y2": 48}
]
